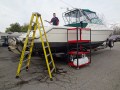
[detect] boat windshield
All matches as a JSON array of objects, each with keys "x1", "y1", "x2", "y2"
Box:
[
  {"x1": 83, "y1": 9, "x2": 103, "y2": 24},
  {"x1": 63, "y1": 9, "x2": 103, "y2": 25},
  {"x1": 63, "y1": 9, "x2": 88, "y2": 24}
]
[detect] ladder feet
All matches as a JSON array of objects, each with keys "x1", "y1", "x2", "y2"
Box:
[
  {"x1": 16, "y1": 76, "x2": 19, "y2": 79},
  {"x1": 26, "y1": 67, "x2": 29, "y2": 71},
  {"x1": 50, "y1": 78, "x2": 53, "y2": 81}
]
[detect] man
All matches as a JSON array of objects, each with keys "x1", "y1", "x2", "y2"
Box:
[{"x1": 50, "y1": 13, "x2": 59, "y2": 26}]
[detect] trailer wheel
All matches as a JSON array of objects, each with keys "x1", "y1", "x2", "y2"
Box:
[{"x1": 108, "y1": 40, "x2": 114, "y2": 48}]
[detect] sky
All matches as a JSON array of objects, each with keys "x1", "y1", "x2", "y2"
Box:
[{"x1": 0, "y1": 0, "x2": 120, "y2": 32}]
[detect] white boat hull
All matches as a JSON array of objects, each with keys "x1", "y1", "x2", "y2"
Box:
[
  {"x1": 32, "y1": 25, "x2": 113, "y2": 43},
  {"x1": 8, "y1": 24, "x2": 113, "y2": 54}
]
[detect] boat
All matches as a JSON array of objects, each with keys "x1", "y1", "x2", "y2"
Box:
[{"x1": 8, "y1": 8, "x2": 114, "y2": 56}]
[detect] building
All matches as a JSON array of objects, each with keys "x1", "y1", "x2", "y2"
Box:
[
  {"x1": 0, "y1": 32, "x2": 9, "y2": 46},
  {"x1": 0, "y1": 32, "x2": 8, "y2": 39}
]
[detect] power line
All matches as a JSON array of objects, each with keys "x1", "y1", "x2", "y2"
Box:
[{"x1": 59, "y1": 0, "x2": 74, "y2": 9}]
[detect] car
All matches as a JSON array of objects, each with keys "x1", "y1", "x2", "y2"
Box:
[
  {"x1": 108, "y1": 35, "x2": 118, "y2": 42},
  {"x1": 0, "y1": 38, "x2": 8, "y2": 47},
  {"x1": 116, "y1": 35, "x2": 120, "y2": 41}
]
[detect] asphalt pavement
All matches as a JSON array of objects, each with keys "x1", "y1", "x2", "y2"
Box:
[{"x1": 0, "y1": 42, "x2": 120, "y2": 90}]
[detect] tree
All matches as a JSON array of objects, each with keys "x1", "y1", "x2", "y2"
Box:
[
  {"x1": 5, "y1": 23, "x2": 29, "y2": 32},
  {"x1": 110, "y1": 24, "x2": 120, "y2": 35},
  {"x1": 5, "y1": 23, "x2": 21, "y2": 32},
  {"x1": 21, "y1": 24, "x2": 29, "y2": 32},
  {"x1": 113, "y1": 26, "x2": 120, "y2": 35}
]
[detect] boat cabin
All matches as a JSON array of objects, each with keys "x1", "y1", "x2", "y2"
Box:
[{"x1": 62, "y1": 8, "x2": 103, "y2": 27}]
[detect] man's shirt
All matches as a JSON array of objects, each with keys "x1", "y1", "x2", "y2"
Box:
[{"x1": 51, "y1": 17, "x2": 59, "y2": 25}]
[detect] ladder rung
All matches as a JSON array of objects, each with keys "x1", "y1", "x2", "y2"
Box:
[
  {"x1": 28, "y1": 39, "x2": 33, "y2": 42},
  {"x1": 31, "y1": 30, "x2": 36, "y2": 32},
  {"x1": 21, "y1": 65, "x2": 27, "y2": 71},
  {"x1": 45, "y1": 46, "x2": 48, "y2": 48},
  {"x1": 51, "y1": 67, "x2": 55, "y2": 73},
  {"x1": 28, "y1": 37, "x2": 33, "y2": 40},
  {"x1": 32, "y1": 22, "x2": 36, "y2": 24},
  {"x1": 47, "y1": 54, "x2": 50, "y2": 57},
  {"x1": 49, "y1": 61, "x2": 52, "y2": 65},
  {"x1": 25, "y1": 51, "x2": 30, "y2": 55},
  {"x1": 23, "y1": 59, "x2": 28, "y2": 63},
  {"x1": 28, "y1": 42, "x2": 31, "y2": 44},
  {"x1": 27, "y1": 45, "x2": 31, "y2": 47},
  {"x1": 31, "y1": 30, "x2": 34, "y2": 31}
]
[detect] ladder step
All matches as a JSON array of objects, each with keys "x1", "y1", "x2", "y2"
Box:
[
  {"x1": 28, "y1": 42, "x2": 32, "y2": 44},
  {"x1": 27, "y1": 45, "x2": 31, "y2": 47},
  {"x1": 28, "y1": 37, "x2": 33, "y2": 40},
  {"x1": 51, "y1": 67, "x2": 55, "y2": 73},
  {"x1": 47, "y1": 54, "x2": 50, "y2": 57},
  {"x1": 45, "y1": 46, "x2": 48, "y2": 48},
  {"x1": 25, "y1": 51, "x2": 30, "y2": 55},
  {"x1": 21, "y1": 65, "x2": 27, "y2": 71},
  {"x1": 23, "y1": 59, "x2": 28, "y2": 63},
  {"x1": 32, "y1": 22, "x2": 36, "y2": 24},
  {"x1": 31, "y1": 30, "x2": 35, "y2": 32},
  {"x1": 49, "y1": 61, "x2": 52, "y2": 65}
]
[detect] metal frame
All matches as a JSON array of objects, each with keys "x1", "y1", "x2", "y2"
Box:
[{"x1": 67, "y1": 27, "x2": 91, "y2": 68}]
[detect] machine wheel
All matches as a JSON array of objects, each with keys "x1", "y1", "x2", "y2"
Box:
[{"x1": 108, "y1": 40, "x2": 114, "y2": 48}]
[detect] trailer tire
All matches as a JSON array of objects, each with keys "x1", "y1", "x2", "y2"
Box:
[{"x1": 108, "y1": 40, "x2": 114, "y2": 48}]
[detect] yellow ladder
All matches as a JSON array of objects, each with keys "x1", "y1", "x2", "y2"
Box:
[{"x1": 16, "y1": 13, "x2": 56, "y2": 80}]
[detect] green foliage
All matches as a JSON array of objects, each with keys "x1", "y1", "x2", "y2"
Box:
[
  {"x1": 5, "y1": 28, "x2": 11, "y2": 32},
  {"x1": 5, "y1": 23, "x2": 29, "y2": 33},
  {"x1": 21, "y1": 24, "x2": 29, "y2": 32},
  {"x1": 113, "y1": 26, "x2": 120, "y2": 35},
  {"x1": 5, "y1": 23, "x2": 21, "y2": 32}
]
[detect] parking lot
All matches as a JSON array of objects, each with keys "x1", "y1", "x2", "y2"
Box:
[{"x1": 0, "y1": 42, "x2": 120, "y2": 90}]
